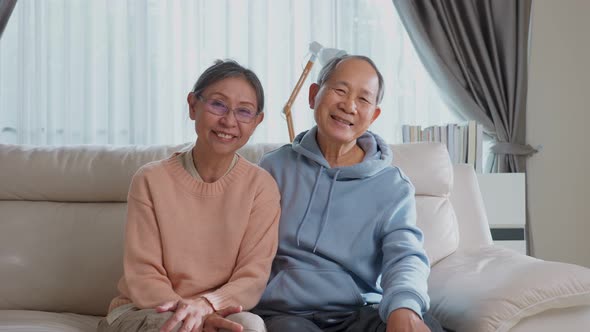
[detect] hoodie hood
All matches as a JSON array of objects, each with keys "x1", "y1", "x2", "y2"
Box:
[
  {"x1": 292, "y1": 126, "x2": 393, "y2": 180},
  {"x1": 257, "y1": 126, "x2": 430, "y2": 318},
  {"x1": 290, "y1": 126, "x2": 394, "y2": 252}
]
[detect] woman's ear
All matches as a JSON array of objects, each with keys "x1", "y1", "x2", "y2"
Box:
[
  {"x1": 187, "y1": 92, "x2": 197, "y2": 120},
  {"x1": 254, "y1": 111, "x2": 265, "y2": 126},
  {"x1": 308, "y1": 83, "x2": 320, "y2": 109}
]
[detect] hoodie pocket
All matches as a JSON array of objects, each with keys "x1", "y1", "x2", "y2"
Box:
[{"x1": 261, "y1": 268, "x2": 365, "y2": 311}]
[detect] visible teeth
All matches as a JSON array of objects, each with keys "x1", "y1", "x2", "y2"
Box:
[
  {"x1": 216, "y1": 132, "x2": 233, "y2": 139},
  {"x1": 332, "y1": 115, "x2": 352, "y2": 126}
]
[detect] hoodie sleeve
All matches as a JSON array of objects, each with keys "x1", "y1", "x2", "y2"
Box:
[{"x1": 378, "y1": 176, "x2": 430, "y2": 322}]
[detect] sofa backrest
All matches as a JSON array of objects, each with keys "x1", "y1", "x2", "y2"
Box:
[
  {"x1": 0, "y1": 142, "x2": 458, "y2": 316},
  {"x1": 390, "y1": 143, "x2": 459, "y2": 265}
]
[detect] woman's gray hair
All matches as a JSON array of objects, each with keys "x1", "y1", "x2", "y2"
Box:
[
  {"x1": 317, "y1": 55, "x2": 385, "y2": 105},
  {"x1": 192, "y1": 59, "x2": 265, "y2": 113}
]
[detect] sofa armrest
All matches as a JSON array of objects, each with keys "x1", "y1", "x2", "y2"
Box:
[
  {"x1": 449, "y1": 164, "x2": 493, "y2": 250},
  {"x1": 429, "y1": 245, "x2": 590, "y2": 332}
]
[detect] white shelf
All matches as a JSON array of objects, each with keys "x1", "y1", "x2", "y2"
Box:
[
  {"x1": 493, "y1": 240, "x2": 527, "y2": 254},
  {"x1": 477, "y1": 173, "x2": 527, "y2": 254}
]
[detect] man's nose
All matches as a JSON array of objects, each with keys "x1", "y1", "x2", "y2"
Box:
[{"x1": 340, "y1": 97, "x2": 357, "y2": 114}]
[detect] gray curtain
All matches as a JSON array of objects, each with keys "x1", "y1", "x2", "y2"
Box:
[
  {"x1": 393, "y1": 0, "x2": 535, "y2": 173},
  {"x1": 0, "y1": 0, "x2": 17, "y2": 39}
]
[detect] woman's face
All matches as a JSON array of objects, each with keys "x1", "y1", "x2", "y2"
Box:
[{"x1": 188, "y1": 76, "x2": 263, "y2": 158}]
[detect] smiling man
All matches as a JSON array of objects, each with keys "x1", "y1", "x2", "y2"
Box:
[{"x1": 253, "y1": 55, "x2": 445, "y2": 332}]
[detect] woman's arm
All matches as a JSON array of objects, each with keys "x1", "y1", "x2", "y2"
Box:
[
  {"x1": 201, "y1": 180, "x2": 281, "y2": 310},
  {"x1": 120, "y1": 171, "x2": 181, "y2": 308}
]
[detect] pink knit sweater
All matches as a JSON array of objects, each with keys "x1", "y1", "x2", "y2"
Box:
[{"x1": 109, "y1": 153, "x2": 281, "y2": 312}]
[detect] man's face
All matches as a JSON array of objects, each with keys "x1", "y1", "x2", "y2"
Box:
[{"x1": 309, "y1": 58, "x2": 381, "y2": 146}]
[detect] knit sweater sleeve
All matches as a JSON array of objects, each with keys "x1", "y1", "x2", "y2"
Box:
[
  {"x1": 120, "y1": 168, "x2": 181, "y2": 309},
  {"x1": 202, "y1": 176, "x2": 281, "y2": 311}
]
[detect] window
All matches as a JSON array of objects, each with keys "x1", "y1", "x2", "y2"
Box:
[{"x1": 0, "y1": 0, "x2": 461, "y2": 145}]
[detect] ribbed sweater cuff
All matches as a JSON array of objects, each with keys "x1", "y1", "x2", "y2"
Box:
[
  {"x1": 380, "y1": 291, "x2": 425, "y2": 321},
  {"x1": 201, "y1": 288, "x2": 235, "y2": 311},
  {"x1": 108, "y1": 297, "x2": 132, "y2": 313}
]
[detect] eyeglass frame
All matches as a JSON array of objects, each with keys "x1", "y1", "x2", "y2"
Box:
[{"x1": 195, "y1": 94, "x2": 261, "y2": 124}]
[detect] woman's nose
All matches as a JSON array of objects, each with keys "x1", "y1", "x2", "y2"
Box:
[{"x1": 220, "y1": 109, "x2": 238, "y2": 126}]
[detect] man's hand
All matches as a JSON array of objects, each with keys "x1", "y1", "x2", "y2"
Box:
[
  {"x1": 156, "y1": 298, "x2": 214, "y2": 332},
  {"x1": 203, "y1": 305, "x2": 244, "y2": 332},
  {"x1": 386, "y1": 308, "x2": 431, "y2": 332}
]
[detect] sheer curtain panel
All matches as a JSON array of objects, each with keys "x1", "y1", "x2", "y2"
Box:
[{"x1": 0, "y1": 0, "x2": 459, "y2": 145}]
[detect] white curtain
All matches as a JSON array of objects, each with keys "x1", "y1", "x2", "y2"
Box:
[{"x1": 0, "y1": 0, "x2": 460, "y2": 146}]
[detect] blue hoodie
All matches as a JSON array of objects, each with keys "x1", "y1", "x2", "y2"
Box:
[{"x1": 256, "y1": 127, "x2": 430, "y2": 322}]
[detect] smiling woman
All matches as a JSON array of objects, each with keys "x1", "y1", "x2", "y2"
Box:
[
  {"x1": 0, "y1": 0, "x2": 460, "y2": 145},
  {"x1": 97, "y1": 60, "x2": 280, "y2": 332}
]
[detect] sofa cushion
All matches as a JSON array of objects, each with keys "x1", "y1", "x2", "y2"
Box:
[
  {"x1": 0, "y1": 144, "x2": 188, "y2": 202},
  {"x1": 414, "y1": 197, "x2": 459, "y2": 265},
  {"x1": 390, "y1": 143, "x2": 453, "y2": 197},
  {"x1": 391, "y1": 143, "x2": 459, "y2": 265},
  {"x1": 0, "y1": 143, "x2": 285, "y2": 203},
  {"x1": 0, "y1": 201, "x2": 125, "y2": 316},
  {"x1": 429, "y1": 245, "x2": 590, "y2": 332},
  {"x1": 0, "y1": 310, "x2": 99, "y2": 332}
]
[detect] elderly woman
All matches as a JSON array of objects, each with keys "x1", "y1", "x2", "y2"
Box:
[
  {"x1": 253, "y1": 55, "x2": 444, "y2": 332},
  {"x1": 98, "y1": 60, "x2": 280, "y2": 332}
]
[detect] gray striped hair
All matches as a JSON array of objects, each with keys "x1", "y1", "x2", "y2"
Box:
[{"x1": 192, "y1": 59, "x2": 265, "y2": 113}]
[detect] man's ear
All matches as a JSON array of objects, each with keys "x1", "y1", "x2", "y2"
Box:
[
  {"x1": 187, "y1": 92, "x2": 197, "y2": 120},
  {"x1": 370, "y1": 106, "x2": 381, "y2": 125},
  {"x1": 308, "y1": 83, "x2": 320, "y2": 109}
]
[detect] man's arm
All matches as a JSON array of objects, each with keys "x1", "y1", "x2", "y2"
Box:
[{"x1": 379, "y1": 180, "x2": 430, "y2": 322}]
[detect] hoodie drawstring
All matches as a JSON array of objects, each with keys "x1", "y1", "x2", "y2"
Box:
[
  {"x1": 296, "y1": 166, "x2": 323, "y2": 246},
  {"x1": 312, "y1": 169, "x2": 340, "y2": 253}
]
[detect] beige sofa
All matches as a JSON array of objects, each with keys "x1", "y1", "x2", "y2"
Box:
[{"x1": 1, "y1": 142, "x2": 590, "y2": 332}]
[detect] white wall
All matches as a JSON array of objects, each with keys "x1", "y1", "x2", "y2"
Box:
[{"x1": 527, "y1": 0, "x2": 590, "y2": 267}]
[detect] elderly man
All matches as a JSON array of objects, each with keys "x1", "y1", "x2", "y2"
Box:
[{"x1": 254, "y1": 55, "x2": 444, "y2": 332}]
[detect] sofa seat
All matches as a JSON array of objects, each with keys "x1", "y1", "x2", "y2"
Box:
[
  {"x1": 0, "y1": 310, "x2": 99, "y2": 332},
  {"x1": 429, "y1": 245, "x2": 590, "y2": 332}
]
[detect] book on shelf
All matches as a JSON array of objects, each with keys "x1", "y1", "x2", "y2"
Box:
[
  {"x1": 467, "y1": 120, "x2": 477, "y2": 166},
  {"x1": 475, "y1": 123, "x2": 483, "y2": 173},
  {"x1": 401, "y1": 121, "x2": 484, "y2": 172}
]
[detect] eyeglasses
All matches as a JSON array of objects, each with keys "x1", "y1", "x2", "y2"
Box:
[{"x1": 196, "y1": 94, "x2": 260, "y2": 124}]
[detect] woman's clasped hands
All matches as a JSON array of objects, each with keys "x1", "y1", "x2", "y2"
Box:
[{"x1": 156, "y1": 298, "x2": 244, "y2": 332}]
